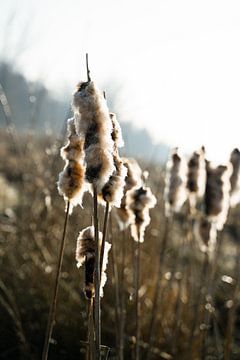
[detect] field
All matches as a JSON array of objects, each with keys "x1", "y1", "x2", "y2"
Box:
[{"x1": 1, "y1": 126, "x2": 240, "y2": 360}]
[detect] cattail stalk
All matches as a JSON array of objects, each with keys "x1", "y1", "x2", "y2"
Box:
[
  {"x1": 42, "y1": 201, "x2": 70, "y2": 360},
  {"x1": 86, "y1": 298, "x2": 95, "y2": 360},
  {"x1": 224, "y1": 243, "x2": 240, "y2": 359},
  {"x1": 134, "y1": 230, "x2": 141, "y2": 360},
  {"x1": 146, "y1": 216, "x2": 171, "y2": 360},
  {"x1": 119, "y1": 229, "x2": 126, "y2": 360},
  {"x1": 200, "y1": 235, "x2": 223, "y2": 358},
  {"x1": 93, "y1": 185, "x2": 101, "y2": 358},
  {"x1": 109, "y1": 217, "x2": 121, "y2": 356}
]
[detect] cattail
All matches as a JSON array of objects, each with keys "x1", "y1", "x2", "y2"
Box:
[
  {"x1": 99, "y1": 113, "x2": 127, "y2": 208},
  {"x1": 194, "y1": 216, "x2": 217, "y2": 254},
  {"x1": 195, "y1": 162, "x2": 232, "y2": 253},
  {"x1": 204, "y1": 162, "x2": 232, "y2": 230},
  {"x1": 72, "y1": 81, "x2": 115, "y2": 190},
  {"x1": 187, "y1": 147, "x2": 206, "y2": 211},
  {"x1": 229, "y1": 148, "x2": 240, "y2": 207},
  {"x1": 115, "y1": 158, "x2": 143, "y2": 229},
  {"x1": 164, "y1": 148, "x2": 187, "y2": 217},
  {"x1": 109, "y1": 112, "x2": 124, "y2": 150},
  {"x1": 127, "y1": 186, "x2": 157, "y2": 243},
  {"x1": 57, "y1": 118, "x2": 86, "y2": 212},
  {"x1": 76, "y1": 226, "x2": 111, "y2": 299}
]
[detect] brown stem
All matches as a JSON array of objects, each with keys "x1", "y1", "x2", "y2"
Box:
[
  {"x1": 134, "y1": 230, "x2": 141, "y2": 360},
  {"x1": 146, "y1": 216, "x2": 170, "y2": 359},
  {"x1": 224, "y1": 243, "x2": 240, "y2": 359},
  {"x1": 109, "y1": 216, "x2": 121, "y2": 356},
  {"x1": 86, "y1": 53, "x2": 91, "y2": 82},
  {"x1": 93, "y1": 185, "x2": 101, "y2": 359},
  {"x1": 42, "y1": 200, "x2": 70, "y2": 360},
  {"x1": 201, "y1": 235, "x2": 222, "y2": 359},
  {"x1": 119, "y1": 230, "x2": 126, "y2": 360},
  {"x1": 86, "y1": 298, "x2": 95, "y2": 360}
]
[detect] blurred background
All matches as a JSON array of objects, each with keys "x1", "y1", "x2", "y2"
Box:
[{"x1": 1, "y1": 1, "x2": 240, "y2": 359}]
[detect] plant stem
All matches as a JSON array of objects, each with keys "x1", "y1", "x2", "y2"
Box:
[
  {"x1": 135, "y1": 231, "x2": 141, "y2": 360},
  {"x1": 93, "y1": 185, "x2": 101, "y2": 359},
  {"x1": 87, "y1": 298, "x2": 95, "y2": 360},
  {"x1": 146, "y1": 216, "x2": 170, "y2": 359},
  {"x1": 119, "y1": 230, "x2": 126, "y2": 360},
  {"x1": 42, "y1": 200, "x2": 70, "y2": 360},
  {"x1": 109, "y1": 216, "x2": 121, "y2": 357},
  {"x1": 224, "y1": 243, "x2": 240, "y2": 360},
  {"x1": 86, "y1": 53, "x2": 91, "y2": 82}
]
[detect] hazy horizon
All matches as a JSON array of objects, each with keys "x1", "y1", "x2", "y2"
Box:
[{"x1": 1, "y1": 0, "x2": 240, "y2": 163}]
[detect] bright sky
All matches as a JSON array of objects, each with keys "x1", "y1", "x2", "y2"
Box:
[{"x1": 1, "y1": 0, "x2": 240, "y2": 163}]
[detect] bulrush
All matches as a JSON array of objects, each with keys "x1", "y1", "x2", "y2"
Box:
[
  {"x1": 116, "y1": 158, "x2": 143, "y2": 229},
  {"x1": 99, "y1": 113, "x2": 127, "y2": 208},
  {"x1": 72, "y1": 81, "x2": 115, "y2": 191},
  {"x1": 164, "y1": 148, "x2": 187, "y2": 217},
  {"x1": 186, "y1": 147, "x2": 206, "y2": 212},
  {"x1": 194, "y1": 216, "x2": 217, "y2": 253},
  {"x1": 127, "y1": 186, "x2": 157, "y2": 243},
  {"x1": 76, "y1": 226, "x2": 111, "y2": 299},
  {"x1": 204, "y1": 162, "x2": 232, "y2": 231},
  {"x1": 195, "y1": 162, "x2": 232, "y2": 253},
  {"x1": 229, "y1": 148, "x2": 240, "y2": 207},
  {"x1": 57, "y1": 118, "x2": 86, "y2": 212}
]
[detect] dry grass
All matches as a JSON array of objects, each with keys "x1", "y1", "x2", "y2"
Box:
[{"x1": 0, "y1": 129, "x2": 240, "y2": 359}]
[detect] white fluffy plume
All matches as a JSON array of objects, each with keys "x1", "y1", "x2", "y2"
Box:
[{"x1": 164, "y1": 148, "x2": 187, "y2": 217}]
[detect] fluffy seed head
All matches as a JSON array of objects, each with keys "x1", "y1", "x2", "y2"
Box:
[
  {"x1": 194, "y1": 216, "x2": 217, "y2": 254},
  {"x1": 187, "y1": 147, "x2": 206, "y2": 210},
  {"x1": 57, "y1": 119, "x2": 86, "y2": 211},
  {"x1": 110, "y1": 112, "x2": 124, "y2": 149},
  {"x1": 75, "y1": 226, "x2": 111, "y2": 299},
  {"x1": 72, "y1": 81, "x2": 115, "y2": 190},
  {"x1": 204, "y1": 162, "x2": 232, "y2": 230},
  {"x1": 164, "y1": 148, "x2": 187, "y2": 217},
  {"x1": 126, "y1": 186, "x2": 157, "y2": 242},
  {"x1": 229, "y1": 148, "x2": 240, "y2": 207},
  {"x1": 100, "y1": 156, "x2": 128, "y2": 207},
  {"x1": 115, "y1": 158, "x2": 143, "y2": 229}
]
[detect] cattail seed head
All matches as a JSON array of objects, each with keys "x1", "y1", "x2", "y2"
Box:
[
  {"x1": 110, "y1": 112, "x2": 124, "y2": 149},
  {"x1": 229, "y1": 148, "x2": 240, "y2": 207},
  {"x1": 100, "y1": 156, "x2": 128, "y2": 207},
  {"x1": 164, "y1": 148, "x2": 187, "y2": 217},
  {"x1": 72, "y1": 81, "x2": 115, "y2": 191},
  {"x1": 115, "y1": 158, "x2": 143, "y2": 229},
  {"x1": 187, "y1": 147, "x2": 206, "y2": 211},
  {"x1": 99, "y1": 113, "x2": 127, "y2": 207},
  {"x1": 126, "y1": 186, "x2": 157, "y2": 243},
  {"x1": 57, "y1": 119, "x2": 86, "y2": 212},
  {"x1": 194, "y1": 216, "x2": 217, "y2": 254},
  {"x1": 75, "y1": 226, "x2": 111, "y2": 299},
  {"x1": 204, "y1": 162, "x2": 232, "y2": 230}
]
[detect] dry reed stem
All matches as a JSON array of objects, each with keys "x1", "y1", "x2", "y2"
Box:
[
  {"x1": 86, "y1": 298, "x2": 95, "y2": 360},
  {"x1": 224, "y1": 243, "x2": 240, "y2": 360},
  {"x1": 109, "y1": 216, "x2": 121, "y2": 356},
  {"x1": 134, "y1": 230, "x2": 141, "y2": 360},
  {"x1": 201, "y1": 235, "x2": 223, "y2": 359},
  {"x1": 188, "y1": 252, "x2": 209, "y2": 358},
  {"x1": 93, "y1": 184, "x2": 101, "y2": 359},
  {"x1": 42, "y1": 200, "x2": 70, "y2": 360},
  {"x1": 119, "y1": 229, "x2": 126, "y2": 360},
  {"x1": 146, "y1": 216, "x2": 170, "y2": 360}
]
